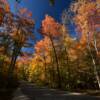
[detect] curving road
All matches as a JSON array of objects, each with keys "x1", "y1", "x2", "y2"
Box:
[{"x1": 12, "y1": 81, "x2": 100, "y2": 100}]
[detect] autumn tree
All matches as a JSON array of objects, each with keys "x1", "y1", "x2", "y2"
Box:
[
  {"x1": 0, "y1": 0, "x2": 34, "y2": 86},
  {"x1": 35, "y1": 37, "x2": 51, "y2": 82},
  {"x1": 68, "y1": 0, "x2": 100, "y2": 88},
  {"x1": 40, "y1": 15, "x2": 63, "y2": 88},
  {"x1": 28, "y1": 36, "x2": 53, "y2": 85},
  {"x1": 8, "y1": 9, "x2": 34, "y2": 77}
]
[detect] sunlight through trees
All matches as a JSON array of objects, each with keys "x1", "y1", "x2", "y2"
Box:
[{"x1": 0, "y1": 0, "x2": 100, "y2": 92}]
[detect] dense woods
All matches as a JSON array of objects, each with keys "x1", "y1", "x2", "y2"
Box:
[{"x1": 0, "y1": 0, "x2": 100, "y2": 92}]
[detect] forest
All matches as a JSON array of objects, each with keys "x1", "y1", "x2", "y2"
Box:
[{"x1": 0, "y1": 0, "x2": 100, "y2": 98}]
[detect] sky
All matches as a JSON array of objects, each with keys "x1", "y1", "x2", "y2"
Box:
[
  {"x1": 8, "y1": 0, "x2": 74, "y2": 53},
  {"x1": 8, "y1": 0, "x2": 74, "y2": 40}
]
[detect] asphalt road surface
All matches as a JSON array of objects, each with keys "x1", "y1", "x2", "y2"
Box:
[{"x1": 12, "y1": 81, "x2": 100, "y2": 100}]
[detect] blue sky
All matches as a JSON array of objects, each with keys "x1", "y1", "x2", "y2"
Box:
[
  {"x1": 8, "y1": 0, "x2": 74, "y2": 40},
  {"x1": 8, "y1": 0, "x2": 74, "y2": 53}
]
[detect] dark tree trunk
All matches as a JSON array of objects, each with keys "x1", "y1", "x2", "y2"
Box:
[
  {"x1": 48, "y1": 33, "x2": 61, "y2": 88},
  {"x1": 8, "y1": 43, "x2": 21, "y2": 79},
  {"x1": 43, "y1": 55, "x2": 47, "y2": 81}
]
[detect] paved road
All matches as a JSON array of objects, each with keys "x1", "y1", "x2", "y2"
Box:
[{"x1": 12, "y1": 81, "x2": 100, "y2": 100}]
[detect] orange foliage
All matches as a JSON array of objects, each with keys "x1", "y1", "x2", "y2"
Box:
[
  {"x1": 0, "y1": 7, "x2": 4, "y2": 24},
  {"x1": 35, "y1": 37, "x2": 51, "y2": 55},
  {"x1": 71, "y1": 0, "x2": 99, "y2": 43},
  {"x1": 19, "y1": 8, "x2": 32, "y2": 17},
  {"x1": 0, "y1": 0, "x2": 10, "y2": 12},
  {"x1": 34, "y1": 36, "x2": 51, "y2": 64},
  {"x1": 40, "y1": 15, "x2": 62, "y2": 37},
  {"x1": 0, "y1": 0, "x2": 10, "y2": 24}
]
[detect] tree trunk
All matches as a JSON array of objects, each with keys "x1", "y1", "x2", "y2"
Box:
[
  {"x1": 43, "y1": 55, "x2": 47, "y2": 82},
  {"x1": 8, "y1": 43, "x2": 21, "y2": 78},
  {"x1": 87, "y1": 33, "x2": 100, "y2": 89},
  {"x1": 48, "y1": 33, "x2": 61, "y2": 88},
  {"x1": 65, "y1": 47, "x2": 71, "y2": 89}
]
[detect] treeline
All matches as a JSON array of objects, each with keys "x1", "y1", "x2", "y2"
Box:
[
  {"x1": 17, "y1": 0, "x2": 100, "y2": 90},
  {"x1": 0, "y1": 0, "x2": 34, "y2": 88},
  {"x1": 0, "y1": 0, "x2": 100, "y2": 90}
]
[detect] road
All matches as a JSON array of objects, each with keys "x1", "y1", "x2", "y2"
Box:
[{"x1": 12, "y1": 81, "x2": 100, "y2": 100}]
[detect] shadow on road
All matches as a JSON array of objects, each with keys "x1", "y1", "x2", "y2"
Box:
[
  {"x1": 17, "y1": 82, "x2": 100, "y2": 100},
  {"x1": 0, "y1": 88, "x2": 17, "y2": 100}
]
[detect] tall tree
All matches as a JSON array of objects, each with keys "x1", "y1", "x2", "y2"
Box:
[
  {"x1": 69, "y1": 0, "x2": 100, "y2": 88},
  {"x1": 0, "y1": 0, "x2": 35, "y2": 79},
  {"x1": 40, "y1": 15, "x2": 62, "y2": 88}
]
